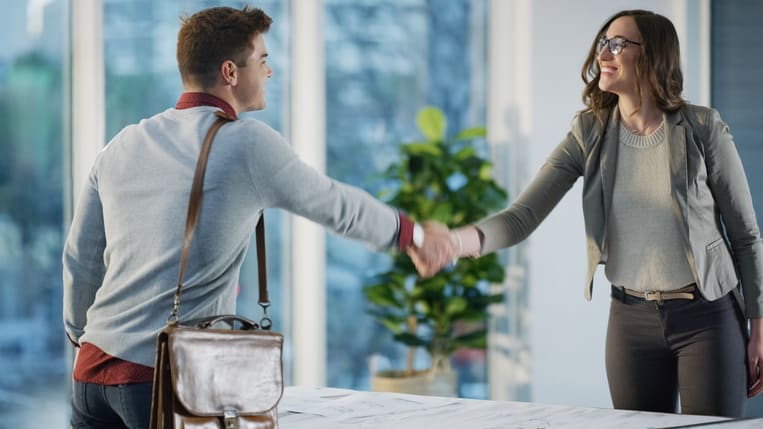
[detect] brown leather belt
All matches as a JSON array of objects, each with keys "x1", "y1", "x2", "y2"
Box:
[{"x1": 613, "y1": 284, "x2": 697, "y2": 302}]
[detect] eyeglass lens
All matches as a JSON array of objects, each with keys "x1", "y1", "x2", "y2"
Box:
[{"x1": 597, "y1": 36, "x2": 626, "y2": 55}]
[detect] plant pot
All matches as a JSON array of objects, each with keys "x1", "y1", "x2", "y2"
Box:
[{"x1": 370, "y1": 368, "x2": 458, "y2": 397}]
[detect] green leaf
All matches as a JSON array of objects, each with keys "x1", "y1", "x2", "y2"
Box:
[
  {"x1": 363, "y1": 284, "x2": 401, "y2": 308},
  {"x1": 453, "y1": 126, "x2": 486, "y2": 141},
  {"x1": 417, "y1": 106, "x2": 446, "y2": 141},
  {"x1": 416, "y1": 300, "x2": 430, "y2": 315},
  {"x1": 430, "y1": 203, "x2": 454, "y2": 223},
  {"x1": 399, "y1": 182, "x2": 414, "y2": 193},
  {"x1": 459, "y1": 309, "x2": 489, "y2": 322},
  {"x1": 485, "y1": 264, "x2": 506, "y2": 283},
  {"x1": 478, "y1": 164, "x2": 493, "y2": 181},
  {"x1": 404, "y1": 142, "x2": 443, "y2": 157},
  {"x1": 454, "y1": 146, "x2": 477, "y2": 161},
  {"x1": 380, "y1": 318, "x2": 403, "y2": 335},
  {"x1": 486, "y1": 293, "x2": 505, "y2": 304},
  {"x1": 394, "y1": 332, "x2": 429, "y2": 348},
  {"x1": 445, "y1": 297, "x2": 467, "y2": 316},
  {"x1": 450, "y1": 329, "x2": 488, "y2": 350}
]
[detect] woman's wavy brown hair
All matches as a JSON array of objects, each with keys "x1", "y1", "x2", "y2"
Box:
[{"x1": 581, "y1": 10, "x2": 686, "y2": 123}]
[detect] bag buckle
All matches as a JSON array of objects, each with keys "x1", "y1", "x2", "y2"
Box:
[
  {"x1": 259, "y1": 301, "x2": 273, "y2": 330},
  {"x1": 224, "y1": 409, "x2": 238, "y2": 429}
]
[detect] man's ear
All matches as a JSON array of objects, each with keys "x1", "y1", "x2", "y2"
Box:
[{"x1": 220, "y1": 60, "x2": 238, "y2": 86}]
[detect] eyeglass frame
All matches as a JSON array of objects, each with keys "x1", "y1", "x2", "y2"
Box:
[{"x1": 596, "y1": 35, "x2": 642, "y2": 56}]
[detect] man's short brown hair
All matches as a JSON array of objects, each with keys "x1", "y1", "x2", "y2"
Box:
[{"x1": 177, "y1": 6, "x2": 272, "y2": 89}]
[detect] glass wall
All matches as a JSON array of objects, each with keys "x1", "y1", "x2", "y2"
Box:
[
  {"x1": 711, "y1": 0, "x2": 763, "y2": 417},
  {"x1": 323, "y1": 0, "x2": 488, "y2": 398},
  {"x1": 711, "y1": 0, "x2": 763, "y2": 224},
  {"x1": 102, "y1": 0, "x2": 291, "y2": 376},
  {"x1": 0, "y1": 0, "x2": 70, "y2": 425}
]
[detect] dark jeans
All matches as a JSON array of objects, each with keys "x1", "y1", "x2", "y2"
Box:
[
  {"x1": 606, "y1": 287, "x2": 747, "y2": 417},
  {"x1": 71, "y1": 381, "x2": 152, "y2": 429}
]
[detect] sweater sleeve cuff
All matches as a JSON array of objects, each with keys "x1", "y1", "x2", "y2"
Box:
[
  {"x1": 397, "y1": 212, "x2": 414, "y2": 251},
  {"x1": 453, "y1": 226, "x2": 483, "y2": 257}
]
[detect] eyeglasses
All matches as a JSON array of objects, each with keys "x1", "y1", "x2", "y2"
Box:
[{"x1": 597, "y1": 35, "x2": 641, "y2": 56}]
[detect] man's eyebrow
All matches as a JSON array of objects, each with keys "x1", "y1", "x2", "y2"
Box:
[{"x1": 260, "y1": 52, "x2": 269, "y2": 59}]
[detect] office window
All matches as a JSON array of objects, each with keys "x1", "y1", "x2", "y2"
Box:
[
  {"x1": 0, "y1": 0, "x2": 70, "y2": 425},
  {"x1": 324, "y1": 0, "x2": 488, "y2": 398}
]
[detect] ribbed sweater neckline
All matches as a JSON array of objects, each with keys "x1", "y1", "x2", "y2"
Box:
[{"x1": 619, "y1": 119, "x2": 665, "y2": 148}]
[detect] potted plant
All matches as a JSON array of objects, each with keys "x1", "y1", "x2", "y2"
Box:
[{"x1": 364, "y1": 106, "x2": 508, "y2": 396}]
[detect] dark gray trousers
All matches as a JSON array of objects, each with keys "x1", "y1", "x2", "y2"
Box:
[{"x1": 606, "y1": 287, "x2": 747, "y2": 417}]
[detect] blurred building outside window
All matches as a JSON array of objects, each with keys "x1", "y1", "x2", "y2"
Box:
[{"x1": 0, "y1": 0, "x2": 70, "y2": 426}]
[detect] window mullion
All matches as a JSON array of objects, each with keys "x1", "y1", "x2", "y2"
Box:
[{"x1": 290, "y1": 0, "x2": 327, "y2": 387}]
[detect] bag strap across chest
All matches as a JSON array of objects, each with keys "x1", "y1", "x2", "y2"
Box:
[{"x1": 168, "y1": 111, "x2": 272, "y2": 328}]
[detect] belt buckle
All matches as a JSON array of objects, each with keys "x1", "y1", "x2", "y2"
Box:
[{"x1": 643, "y1": 291, "x2": 662, "y2": 303}]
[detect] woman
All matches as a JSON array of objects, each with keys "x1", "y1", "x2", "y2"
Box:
[{"x1": 412, "y1": 10, "x2": 763, "y2": 417}]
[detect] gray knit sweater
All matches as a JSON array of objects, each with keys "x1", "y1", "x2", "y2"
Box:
[
  {"x1": 63, "y1": 106, "x2": 400, "y2": 367},
  {"x1": 604, "y1": 121, "x2": 696, "y2": 291}
]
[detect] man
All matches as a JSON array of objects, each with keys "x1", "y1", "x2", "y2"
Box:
[{"x1": 63, "y1": 6, "x2": 451, "y2": 428}]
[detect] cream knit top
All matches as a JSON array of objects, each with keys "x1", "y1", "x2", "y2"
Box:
[{"x1": 604, "y1": 119, "x2": 696, "y2": 291}]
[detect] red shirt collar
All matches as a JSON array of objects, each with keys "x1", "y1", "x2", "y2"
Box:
[{"x1": 175, "y1": 92, "x2": 238, "y2": 119}]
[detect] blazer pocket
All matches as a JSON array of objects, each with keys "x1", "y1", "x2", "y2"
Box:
[{"x1": 705, "y1": 237, "x2": 737, "y2": 290}]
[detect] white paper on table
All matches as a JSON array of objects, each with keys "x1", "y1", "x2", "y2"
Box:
[
  {"x1": 280, "y1": 386, "x2": 459, "y2": 420},
  {"x1": 278, "y1": 386, "x2": 743, "y2": 429}
]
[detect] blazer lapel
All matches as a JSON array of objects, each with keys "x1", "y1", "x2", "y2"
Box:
[
  {"x1": 667, "y1": 110, "x2": 690, "y2": 242},
  {"x1": 599, "y1": 107, "x2": 621, "y2": 243}
]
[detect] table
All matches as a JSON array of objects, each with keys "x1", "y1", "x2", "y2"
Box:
[{"x1": 277, "y1": 386, "x2": 763, "y2": 428}]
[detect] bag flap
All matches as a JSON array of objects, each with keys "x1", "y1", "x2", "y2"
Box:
[{"x1": 167, "y1": 326, "x2": 284, "y2": 415}]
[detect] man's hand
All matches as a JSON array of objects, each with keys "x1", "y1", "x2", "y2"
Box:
[{"x1": 407, "y1": 221, "x2": 455, "y2": 277}]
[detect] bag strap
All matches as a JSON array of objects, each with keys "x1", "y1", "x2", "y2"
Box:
[
  {"x1": 168, "y1": 111, "x2": 272, "y2": 328},
  {"x1": 255, "y1": 214, "x2": 272, "y2": 329}
]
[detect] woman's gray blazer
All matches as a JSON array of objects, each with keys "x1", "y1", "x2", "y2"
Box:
[{"x1": 476, "y1": 104, "x2": 763, "y2": 318}]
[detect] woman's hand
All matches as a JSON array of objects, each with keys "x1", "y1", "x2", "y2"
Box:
[{"x1": 748, "y1": 318, "x2": 763, "y2": 397}]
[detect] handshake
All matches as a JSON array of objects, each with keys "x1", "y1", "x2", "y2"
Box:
[{"x1": 407, "y1": 222, "x2": 482, "y2": 277}]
